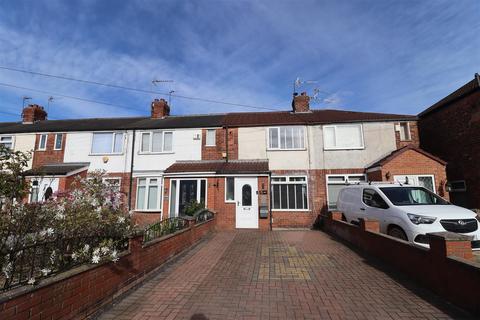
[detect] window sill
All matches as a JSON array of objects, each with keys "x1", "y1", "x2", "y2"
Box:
[
  {"x1": 225, "y1": 200, "x2": 235, "y2": 203},
  {"x1": 272, "y1": 209, "x2": 311, "y2": 212},
  {"x1": 89, "y1": 153, "x2": 124, "y2": 156},
  {"x1": 134, "y1": 210, "x2": 162, "y2": 213},
  {"x1": 204, "y1": 145, "x2": 216, "y2": 147},
  {"x1": 266, "y1": 148, "x2": 307, "y2": 152},
  {"x1": 323, "y1": 147, "x2": 365, "y2": 151},
  {"x1": 138, "y1": 151, "x2": 174, "y2": 155}
]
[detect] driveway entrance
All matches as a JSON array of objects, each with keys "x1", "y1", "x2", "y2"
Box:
[{"x1": 98, "y1": 231, "x2": 469, "y2": 319}]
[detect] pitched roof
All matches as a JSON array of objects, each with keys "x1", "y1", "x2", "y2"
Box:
[
  {"x1": 164, "y1": 160, "x2": 269, "y2": 174},
  {"x1": 419, "y1": 73, "x2": 480, "y2": 117},
  {"x1": 224, "y1": 109, "x2": 416, "y2": 127},
  {"x1": 0, "y1": 108, "x2": 416, "y2": 134},
  {"x1": 367, "y1": 145, "x2": 446, "y2": 169},
  {"x1": 23, "y1": 162, "x2": 90, "y2": 176}
]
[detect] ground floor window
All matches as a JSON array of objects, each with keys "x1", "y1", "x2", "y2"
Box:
[
  {"x1": 136, "y1": 177, "x2": 161, "y2": 211},
  {"x1": 393, "y1": 175, "x2": 435, "y2": 192},
  {"x1": 327, "y1": 174, "x2": 366, "y2": 210},
  {"x1": 103, "y1": 177, "x2": 122, "y2": 192},
  {"x1": 30, "y1": 180, "x2": 39, "y2": 203},
  {"x1": 271, "y1": 176, "x2": 308, "y2": 210}
]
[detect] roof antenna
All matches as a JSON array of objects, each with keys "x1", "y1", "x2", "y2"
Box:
[{"x1": 47, "y1": 96, "x2": 54, "y2": 113}]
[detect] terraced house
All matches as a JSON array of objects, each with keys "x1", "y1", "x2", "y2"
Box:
[{"x1": 0, "y1": 92, "x2": 449, "y2": 229}]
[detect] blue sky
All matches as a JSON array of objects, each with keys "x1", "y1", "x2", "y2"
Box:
[{"x1": 0, "y1": 0, "x2": 478, "y2": 121}]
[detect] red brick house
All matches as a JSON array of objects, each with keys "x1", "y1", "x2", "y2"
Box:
[{"x1": 418, "y1": 73, "x2": 480, "y2": 209}]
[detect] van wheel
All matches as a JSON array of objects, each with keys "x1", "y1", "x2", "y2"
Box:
[{"x1": 387, "y1": 226, "x2": 408, "y2": 241}]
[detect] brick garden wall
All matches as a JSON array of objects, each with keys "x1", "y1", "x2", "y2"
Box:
[
  {"x1": 419, "y1": 90, "x2": 480, "y2": 208},
  {"x1": 322, "y1": 213, "x2": 480, "y2": 316},
  {"x1": 0, "y1": 217, "x2": 216, "y2": 320}
]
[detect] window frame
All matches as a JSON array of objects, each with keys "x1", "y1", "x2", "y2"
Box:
[
  {"x1": 135, "y1": 177, "x2": 163, "y2": 212},
  {"x1": 322, "y1": 124, "x2": 365, "y2": 150},
  {"x1": 103, "y1": 177, "x2": 122, "y2": 192},
  {"x1": 139, "y1": 130, "x2": 174, "y2": 154},
  {"x1": 0, "y1": 135, "x2": 14, "y2": 149},
  {"x1": 30, "y1": 180, "x2": 39, "y2": 203},
  {"x1": 54, "y1": 133, "x2": 63, "y2": 150},
  {"x1": 271, "y1": 175, "x2": 309, "y2": 211},
  {"x1": 326, "y1": 174, "x2": 367, "y2": 210},
  {"x1": 267, "y1": 126, "x2": 306, "y2": 151},
  {"x1": 38, "y1": 134, "x2": 48, "y2": 151},
  {"x1": 90, "y1": 131, "x2": 125, "y2": 155},
  {"x1": 448, "y1": 180, "x2": 467, "y2": 192},
  {"x1": 398, "y1": 122, "x2": 411, "y2": 141},
  {"x1": 169, "y1": 178, "x2": 208, "y2": 217},
  {"x1": 225, "y1": 177, "x2": 235, "y2": 203},
  {"x1": 205, "y1": 129, "x2": 216, "y2": 147}
]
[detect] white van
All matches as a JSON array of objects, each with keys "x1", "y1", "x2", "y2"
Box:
[{"x1": 337, "y1": 183, "x2": 480, "y2": 249}]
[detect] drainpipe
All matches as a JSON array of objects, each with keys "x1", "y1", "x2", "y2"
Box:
[
  {"x1": 224, "y1": 125, "x2": 229, "y2": 162},
  {"x1": 268, "y1": 171, "x2": 273, "y2": 231},
  {"x1": 128, "y1": 129, "x2": 136, "y2": 211}
]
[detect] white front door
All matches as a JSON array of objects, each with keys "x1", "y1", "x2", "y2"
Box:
[{"x1": 235, "y1": 177, "x2": 258, "y2": 229}]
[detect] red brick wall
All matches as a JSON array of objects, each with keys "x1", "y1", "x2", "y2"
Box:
[
  {"x1": 323, "y1": 214, "x2": 480, "y2": 316},
  {"x1": 395, "y1": 121, "x2": 420, "y2": 148},
  {"x1": 0, "y1": 218, "x2": 216, "y2": 320},
  {"x1": 201, "y1": 128, "x2": 238, "y2": 160},
  {"x1": 32, "y1": 133, "x2": 66, "y2": 168},
  {"x1": 379, "y1": 149, "x2": 448, "y2": 199},
  {"x1": 419, "y1": 90, "x2": 480, "y2": 208}
]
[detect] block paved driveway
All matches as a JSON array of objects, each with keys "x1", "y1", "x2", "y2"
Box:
[{"x1": 97, "y1": 231, "x2": 471, "y2": 320}]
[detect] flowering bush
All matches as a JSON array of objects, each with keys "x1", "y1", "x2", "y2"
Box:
[{"x1": 0, "y1": 146, "x2": 132, "y2": 289}]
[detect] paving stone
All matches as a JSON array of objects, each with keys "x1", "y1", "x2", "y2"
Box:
[{"x1": 97, "y1": 230, "x2": 471, "y2": 319}]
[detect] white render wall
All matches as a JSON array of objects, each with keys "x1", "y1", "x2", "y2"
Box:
[
  {"x1": 63, "y1": 129, "x2": 203, "y2": 174},
  {"x1": 13, "y1": 133, "x2": 36, "y2": 169},
  {"x1": 238, "y1": 122, "x2": 398, "y2": 170}
]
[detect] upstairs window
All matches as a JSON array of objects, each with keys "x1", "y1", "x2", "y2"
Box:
[
  {"x1": 91, "y1": 132, "x2": 124, "y2": 154},
  {"x1": 206, "y1": 129, "x2": 216, "y2": 146},
  {"x1": 268, "y1": 127, "x2": 305, "y2": 150},
  {"x1": 323, "y1": 124, "x2": 364, "y2": 150},
  {"x1": 54, "y1": 133, "x2": 63, "y2": 150},
  {"x1": 398, "y1": 122, "x2": 411, "y2": 141},
  {"x1": 0, "y1": 136, "x2": 13, "y2": 149},
  {"x1": 38, "y1": 134, "x2": 48, "y2": 150},
  {"x1": 140, "y1": 131, "x2": 173, "y2": 153}
]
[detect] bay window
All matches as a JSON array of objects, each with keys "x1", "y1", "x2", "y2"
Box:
[
  {"x1": 91, "y1": 132, "x2": 124, "y2": 154},
  {"x1": 136, "y1": 177, "x2": 161, "y2": 211},
  {"x1": 271, "y1": 176, "x2": 308, "y2": 210},
  {"x1": 327, "y1": 174, "x2": 366, "y2": 210},
  {"x1": 268, "y1": 126, "x2": 305, "y2": 150},
  {"x1": 140, "y1": 131, "x2": 173, "y2": 153},
  {"x1": 323, "y1": 124, "x2": 364, "y2": 150}
]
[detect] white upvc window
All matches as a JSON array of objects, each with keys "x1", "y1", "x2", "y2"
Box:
[
  {"x1": 206, "y1": 129, "x2": 216, "y2": 146},
  {"x1": 103, "y1": 177, "x2": 122, "y2": 192},
  {"x1": 140, "y1": 131, "x2": 173, "y2": 153},
  {"x1": 38, "y1": 134, "x2": 48, "y2": 150},
  {"x1": 30, "y1": 180, "x2": 39, "y2": 203},
  {"x1": 271, "y1": 176, "x2": 308, "y2": 210},
  {"x1": 91, "y1": 132, "x2": 124, "y2": 154},
  {"x1": 136, "y1": 177, "x2": 162, "y2": 211},
  {"x1": 326, "y1": 174, "x2": 366, "y2": 210},
  {"x1": 225, "y1": 177, "x2": 235, "y2": 202},
  {"x1": 268, "y1": 126, "x2": 305, "y2": 150},
  {"x1": 54, "y1": 133, "x2": 63, "y2": 150},
  {"x1": 0, "y1": 136, "x2": 13, "y2": 149},
  {"x1": 323, "y1": 124, "x2": 364, "y2": 150},
  {"x1": 397, "y1": 122, "x2": 411, "y2": 141}
]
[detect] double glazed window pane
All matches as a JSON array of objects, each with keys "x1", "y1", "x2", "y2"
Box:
[
  {"x1": 55, "y1": 134, "x2": 63, "y2": 149},
  {"x1": 141, "y1": 133, "x2": 150, "y2": 152},
  {"x1": 163, "y1": 132, "x2": 173, "y2": 151},
  {"x1": 141, "y1": 131, "x2": 172, "y2": 152},
  {"x1": 271, "y1": 178, "x2": 308, "y2": 210},
  {"x1": 226, "y1": 177, "x2": 234, "y2": 201},
  {"x1": 206, "y1": 129, "x2": 216, "y2": 146},
  {"x1": 269, "y1": 127, "x2": 304, "y2": 150},
  {"x1": 269, "y1": 128, "x2": 279, "y2": 149},
  {"x1": 152, "y1": 132, "x2": 163, "y2": 152},
  {"x1": 92, "y1": 132, "x2": 123, "y2": 154},
  {"x1": 324, "y1": 125, "x2": 363, "y2": 149},
  {"x1": 136, "y1": 178, "x2": 160, "y2": 210},
  {"x1": 0, "y1": 136, "x2": 13, "y2": 149}
]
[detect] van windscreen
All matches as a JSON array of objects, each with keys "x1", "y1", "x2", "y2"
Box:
[{"x1": 379, "y1": 187, "x2": 449, "y2": 206}]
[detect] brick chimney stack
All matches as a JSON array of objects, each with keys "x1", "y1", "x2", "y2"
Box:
[
  {"x1": 292, "y1": 92, "x2": 310, "y2": 113},
  {"x1": 151, "y1": 98, "x2": 170, "y2": 119},
  {"x1": 22, "y1": 104, "x2": 47, "y2": 124}
]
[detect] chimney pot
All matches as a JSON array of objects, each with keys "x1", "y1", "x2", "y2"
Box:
[
  {"x1": 151, "y1": 98, "x2": 170, "y2": 119},
  {"x1": 22, "y1": 104, "x2": 47, "y2": 124}
]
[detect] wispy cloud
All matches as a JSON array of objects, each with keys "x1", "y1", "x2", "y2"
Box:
[{"x1": 0, "y1": 0, "x2": 478, "y2": 121}]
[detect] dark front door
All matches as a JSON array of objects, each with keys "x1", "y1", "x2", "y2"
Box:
[{"x1": 179, "y1": 180, "x2": 197, "y2": 214}]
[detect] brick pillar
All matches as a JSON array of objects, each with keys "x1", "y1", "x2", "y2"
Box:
[
  {"x1": 428, "y1": 232, "x2": 473, "y2": 260},
  {"x1": 128, "y1": 234, "x2": 144, "y2": 268},
  {"x1": 359, "y1": 218, "x2": 380, "y2": 233}
]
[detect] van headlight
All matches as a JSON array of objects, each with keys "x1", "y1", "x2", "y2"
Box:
[{"x1": 407, "y1": 213, "x2": 436, "y2": 225}]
